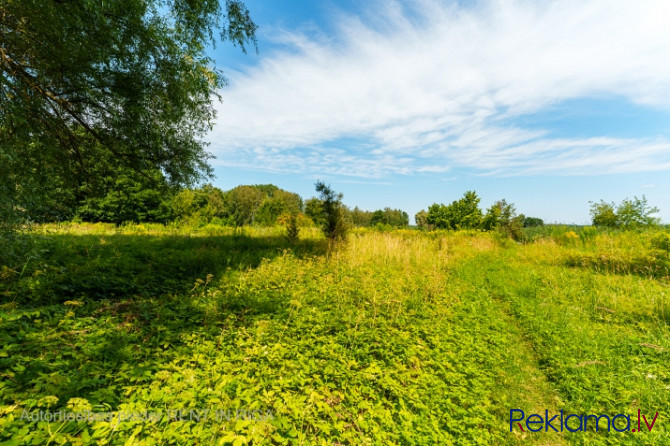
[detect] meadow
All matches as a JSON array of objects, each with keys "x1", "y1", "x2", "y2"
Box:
[{"x1": 1, "y1": 223, "x2": 669, "y2": 445}]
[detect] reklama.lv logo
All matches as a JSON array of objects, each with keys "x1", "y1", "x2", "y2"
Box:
[{"x1": 510, "y1": 409, "x2": 659, "y2": 433}]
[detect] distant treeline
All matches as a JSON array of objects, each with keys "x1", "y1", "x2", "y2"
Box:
[
  {"x1": 21, "y1": 161, "x2": 661, "y2": 234},
  {"x1": 26, "y1": 173, "x2": 410, "y2": 229},
  {"x1": 23, "y1": 171, "x2": 542, "y2": 233}
]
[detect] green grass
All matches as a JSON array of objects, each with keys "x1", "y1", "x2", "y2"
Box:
[{"x1": 0, "y1": 224, "x2": 668, "y2": 444}]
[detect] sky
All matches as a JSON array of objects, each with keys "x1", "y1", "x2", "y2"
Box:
[{"x1": 206, "y1": 0, "x2": 670, "y2": 224}]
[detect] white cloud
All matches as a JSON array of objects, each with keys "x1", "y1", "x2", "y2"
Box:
[{"x1": 209, "y1": 0, "x2": 670, "y2": 177}]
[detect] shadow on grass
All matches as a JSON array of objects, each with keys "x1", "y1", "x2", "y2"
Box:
[
  {"x1": 0, "y1": 232, "x2": 325, "y2": 414},
  {"x1": 0, "y1": 294, "x2": 256, "y2": 410},
  {"x1": 3, "y1": 232, "x2": 327, "y2": 305}
]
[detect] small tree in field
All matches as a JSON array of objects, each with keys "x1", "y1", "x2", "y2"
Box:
[
  {"x1": 590, "y1": 196, "x2": 660, "y2": 229},
  {"x1": 483, "y1": 199, "x2": 524, "y2": 240},
  {"x1": 616, "y1": 196, "x2": 660, "y2": 229},
  {"x1": 315, "y1": 182, "x2": 348, "y2": 242},
  {"x1": 426, "y1": 191, "x2": 482, "y2": 230},
  {"x1": 285, "y1": 213, "x2": 300, "y2": 244},
  {"x1": 589, "y1": 200, "x2": 618, "y2": 228}
]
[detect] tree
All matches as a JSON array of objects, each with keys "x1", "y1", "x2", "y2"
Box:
[
  {"x1": 522, "y1": 216, "x2": 544, "y2": 227},
  {"x1": 589, "y1": 196, "x2": 660, "y2": 229},
  {"x1": 589, "y1": 200, "x2": 618, "y2": 228},
  {"x1": 483, "y1": 199, "x2": 523, "y2": 240},
  {"x1": 77, "y1": 169, "x2": 174, "y2": 225},
  {"x1": 427, "y1": 191, "x2": 483, "y2": 230},
  {"x1": 314, "y1": 182, "x2": 348, "y2": 242},
  {"x1": 169, "y1": 185, "x2": 229, "y2": 223},
  {"x1": 369, "y1": 207, "x2": 409, "y2": 228},
  {"x1": 283, "y1": 213, "x2": 300, "y2": 244},
  {"x1": 452, "y1": 191, "x2": 482, "y2": 229},
  {"x1": 481, "y1": 203, "x2": 502, "y2": 231},
  {"x1": 349, "y1": 207, "x2": 373, "y2": 227},
  {"x1": 616, "y1": 196, "x2": 660, "y2": 229},
  {"x1": 255, "y1": 189, "x2": 303, "y2": 226},
  {"x1": 304, "y1": 198, "x2": 325, "y2": 227},
  {"x1": 223, "y1": 186, "x2": 265, "y2": 226},
  {"x1": 1, "y1": 0, "x2": 257, "y2": 223},
  {"x1": 167, "y1": 184, "x2": 304, "y2": 226},
  {"x1": 415, "y1": 210, "x2": 432, "y2": 230}
]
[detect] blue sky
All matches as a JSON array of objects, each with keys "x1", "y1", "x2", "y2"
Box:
[{"x1": 206, "y1": 0, "x2": 670, "y2": 224}]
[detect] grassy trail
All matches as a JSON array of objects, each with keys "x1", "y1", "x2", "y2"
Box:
[
  {"x1": 444, "y1": 253, "x2": 566, "y2": 445},
  {"x1": 455, "y1": 244, "x2": 669, "y2": 445}
]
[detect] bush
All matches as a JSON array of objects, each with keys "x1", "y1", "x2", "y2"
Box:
[{"x1": 651, "y1": 232, "x2": 670, "y2": 257}]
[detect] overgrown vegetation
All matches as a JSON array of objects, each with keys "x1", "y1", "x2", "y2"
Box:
[{"x1": 1, "y1": 224, "x2": 668, "y2": 444}]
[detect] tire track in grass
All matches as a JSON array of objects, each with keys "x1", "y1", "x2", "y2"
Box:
[
  {"x1": 468, "y1": 248, "x2": 669, "y2": 445},
  {"x1": 445, "y1": 255, "x2": 566, "y2": 446}
]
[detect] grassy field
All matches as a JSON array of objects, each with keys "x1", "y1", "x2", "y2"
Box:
[{"x1": 1, "y1": 223, "x2": 669, "y2": 445}]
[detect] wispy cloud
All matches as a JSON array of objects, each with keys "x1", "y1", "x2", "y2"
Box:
[{"x1": 209, "y1": 0, "x2": 670, "y2": 177}]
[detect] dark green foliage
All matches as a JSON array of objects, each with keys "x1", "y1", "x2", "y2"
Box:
[
  {"x1": 304, "y1": 197, "x2": 324, "y2": 227},
  {"x1": 522, "y1": 216, "x2": 544, "y2": 227},
  {"x1": 314, "y1": 181, "x2": 348, "y2": 241},
  {"x1": 222, "y1": 185, "x2": 303, "y2": 227},
  {"x1": 369, "y1": 207, "x2": 409, "y2": 228},
  {"x1": 76, "y1": 170, "x2": 174, "y2": 225},
  {"x1": 426, "y1": 204, "x2": 447, "y2": 229},
  {"x1": 1, "y1": 138, "x2": 177, "y2": 225},
  {"x1": 1, "y1": 138, "x2": 79, "y2": 224},
  {"x1": 0, "y1": 0, "x2": 257, "y2": 264},
  {"x1": 427, "y1": 191, "x2": 482, "y2": 230},
  {"x1": 69, "y1": 182, "x2": 306, "y2": 227},
  {"x1": 171, "y1": 185, "x2": 228, "y2": 223},
  {"x1": 221, "y1": 185, "x2": 265, "y2": 226}
]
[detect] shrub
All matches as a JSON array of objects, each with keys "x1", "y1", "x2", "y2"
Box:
[
  {"x1": 285, "y1": 213, "x2": 300, "y2": 244},
  {"x1": 651, "y1": 232, "x2": 670, "y2": 257}
]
